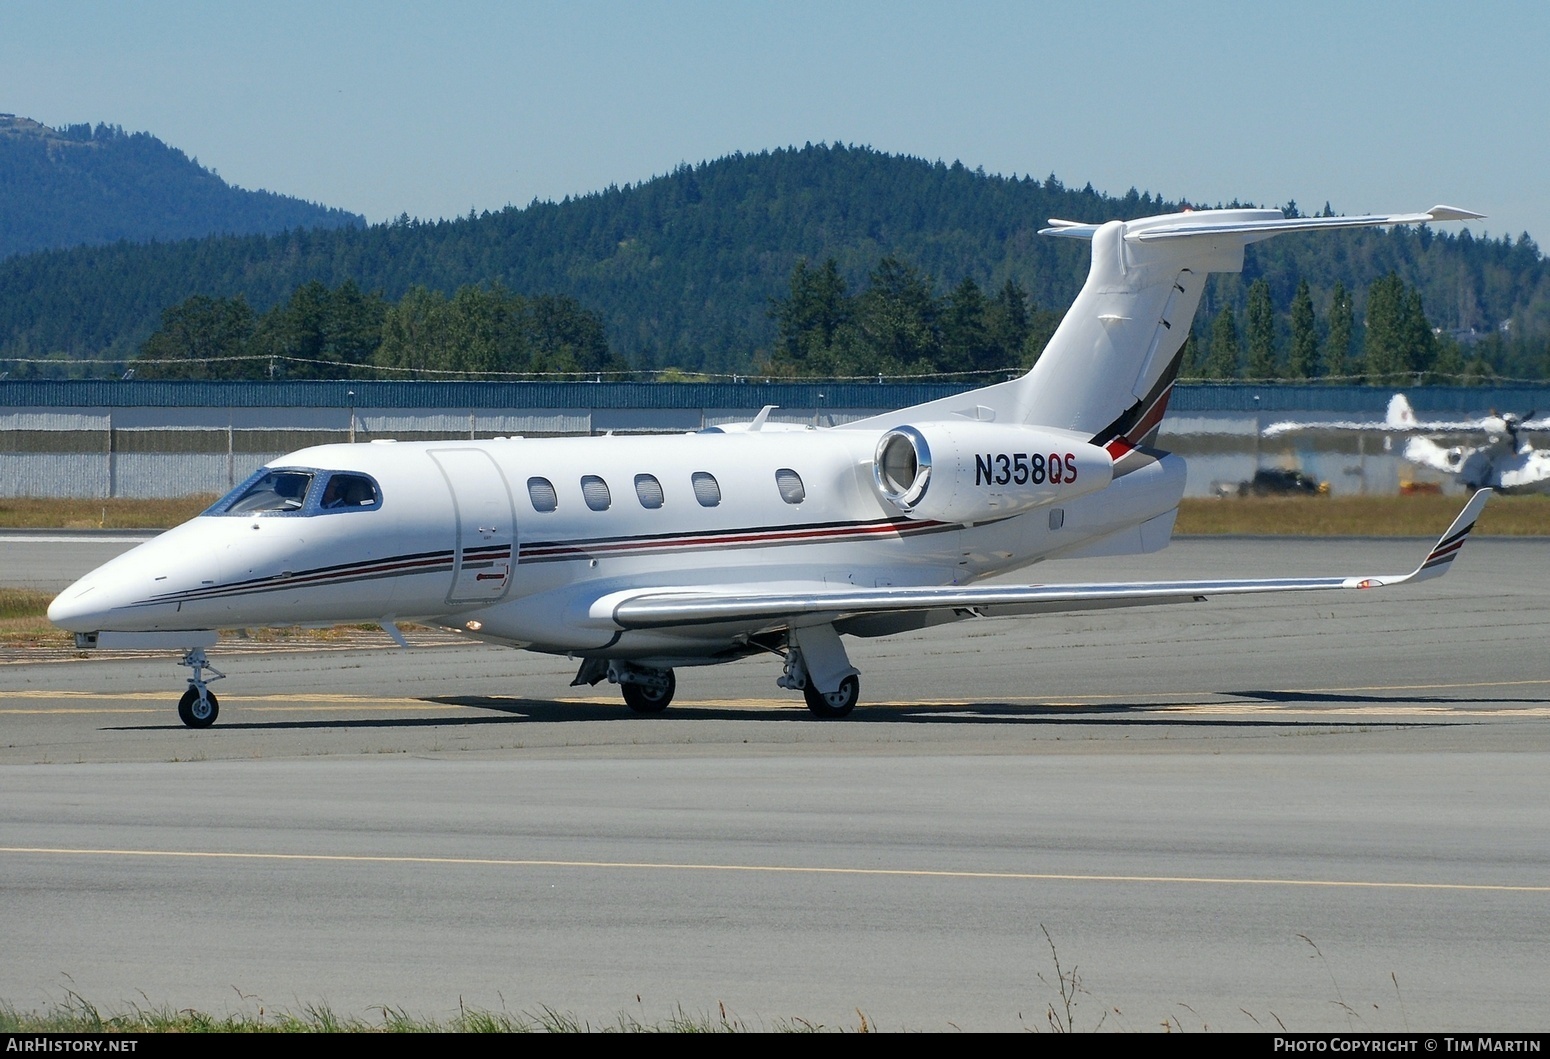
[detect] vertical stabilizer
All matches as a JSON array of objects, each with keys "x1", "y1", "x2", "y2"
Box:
[{"x1": 852, "y1": 205, "x2": 1481, "y2": 448}]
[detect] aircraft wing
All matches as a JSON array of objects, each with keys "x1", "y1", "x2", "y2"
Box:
[{"x1": 596, "y1": 491, "x2": 1490, "y2": 631}]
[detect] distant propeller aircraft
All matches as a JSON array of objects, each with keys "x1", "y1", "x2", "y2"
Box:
[{"x1": 1266, "y1": 394, "x2": 1550, "y2": 494}]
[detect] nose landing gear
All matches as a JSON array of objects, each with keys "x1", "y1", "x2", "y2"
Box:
[{"x1": 177, "y1": 647, "x2": 224, "y2": 728}]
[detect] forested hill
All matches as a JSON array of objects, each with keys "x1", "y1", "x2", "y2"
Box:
[
  {"x1": 0, "y1": 142, "x2": 1544, "y2": 375},
  {"x1": 0, "y1": 115, "x2": 363, "y2": 259}
]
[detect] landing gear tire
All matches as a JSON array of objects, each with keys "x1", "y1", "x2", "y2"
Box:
[
  {"x1": 803, "y1": 674, "x2": 859, "y2": 719},
  {"x1": 178, "y1": 687, "x2": 219, "y2": 728},
  {"x1": 622, "y1": 669, "x2": 675, "y2": 714}
]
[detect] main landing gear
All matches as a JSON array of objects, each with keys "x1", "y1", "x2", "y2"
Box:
[
  {"x1": 621, "y1": 669, "x2": 676, "y2": 714},
  {"x1": 572, "y1": 624, "x2": 865, "y2": 718},
  {"x1": 801, "y1": 675, "x2": 860, "y2": 719},
  {"x1": 779, "y1": 623, "x2": 861, "y2": 719},
  {"x1": 573, "y1": 659, "x2": 677, "y2": 713},
  {"x1": 177, "y1": 646, "x2": 225, "y2": 728}
]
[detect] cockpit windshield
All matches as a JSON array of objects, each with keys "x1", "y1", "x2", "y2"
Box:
[
  {"x1": 220, "y1": 470, "x2": 315, "y2": 514},
  {"x1": 204, "y1": 467, "x2": 382, "y2": 517}
]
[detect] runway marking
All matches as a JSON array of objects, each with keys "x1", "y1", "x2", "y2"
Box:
[
  {"x1": 2, "y1": 845, "x2": 1546, "y2": 894},
  {"x1": 0, "y1": 534, "x2": 155, "y2": 543},
  {"x1": 1153, "y1": 705, "x2": 1550, "y2": 717}
]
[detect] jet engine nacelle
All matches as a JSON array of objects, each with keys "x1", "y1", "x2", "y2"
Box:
[{"x1": 872, "y1": 423, "x2": 1114, "y2": 524}]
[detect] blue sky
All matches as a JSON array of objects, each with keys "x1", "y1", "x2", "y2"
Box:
[{"x1": 3, "y1": 1, "x2": 1546, "y2": 244}]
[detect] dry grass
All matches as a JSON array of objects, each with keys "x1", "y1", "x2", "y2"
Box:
[
  {"x1": 0, "y1": 587, "x2": 392, "y2": 649},
  {"x1": 1175, "y1": 493, "x2": 1550, "y2": 536},
  {"x1": 0, "y1": 496, "x2": 216, "y2": 529}
]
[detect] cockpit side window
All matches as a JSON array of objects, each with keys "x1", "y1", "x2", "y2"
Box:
[
  {"x1": 218, "y1": 469, "x2": 316, "y2": 515},
  {"x1": 318, "y1": 472, "x2": 382, "y2": 512}
]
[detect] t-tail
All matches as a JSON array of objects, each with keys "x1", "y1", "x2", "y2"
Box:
[{"x1": 858, "y1": 205, "x2": 1483, "y2": 454}]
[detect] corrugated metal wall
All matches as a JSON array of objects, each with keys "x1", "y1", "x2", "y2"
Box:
[{"x1": 4, "y1": 381, "x2": 1548, "y2": 498}]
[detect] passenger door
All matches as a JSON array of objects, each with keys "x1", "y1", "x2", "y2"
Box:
[{"x1": 429, "y1": 449, "x2": 516, "y2": 605}]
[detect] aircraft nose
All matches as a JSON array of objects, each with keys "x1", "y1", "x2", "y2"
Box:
[
  {"x1": 47, "y1": 525, "x2": 220, "y2": 633},
  {"x1": 48, "y1": 579, "x2": 113, "y2": 632}
]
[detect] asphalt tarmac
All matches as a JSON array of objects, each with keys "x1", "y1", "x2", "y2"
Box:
[{"x1": 1, "y1": 533, "x2": 1547, "y2": 1031}]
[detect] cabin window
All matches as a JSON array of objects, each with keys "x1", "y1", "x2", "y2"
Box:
[
  {"x1": 221, "y1": 469, "x2": 315, "y2": 515},
  {"x1": 527, "y1": 477, "x2": 558, "y2": 513},
  {"x1": 691, "y1": 471, "x2": 721, "y2": 508},
  {"x1": 319, "y1": 473, "x2": 380, "y2": 511},
  {"x1": 634, "y1": 474, "x2": 664, "y2": 509},
  {"x1": 581, "y1": 475, "x2": 612, "y2": 511},
  {"x1": 775, "y1": 468, "x2": 805, "y2": 505}
]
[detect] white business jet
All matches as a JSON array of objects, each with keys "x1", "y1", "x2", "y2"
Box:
[{"x1": 49, "y1": 203, "x2": 1489, "y2": 727}]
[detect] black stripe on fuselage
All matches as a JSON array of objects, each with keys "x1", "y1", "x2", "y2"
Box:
[
  {"x1": 124, "y1": 515, "x2": 967, "y2": 609},
  {"x1": 516, "y1": 515, "x2": 959, "y2": 564}
]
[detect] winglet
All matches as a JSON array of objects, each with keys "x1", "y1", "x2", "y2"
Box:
[
  {"x1": 1407, "y1": 488, "x2": 1491, "y2": 583},
  {"x1": 1426, "y1": 205, "x2": 1487, "y2": 222}
]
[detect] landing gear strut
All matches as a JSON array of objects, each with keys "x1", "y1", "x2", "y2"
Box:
[
  {"x1": 778, "y1": 624, "x2": 862, "y2": 719},
  {"x1": 177, "y1": 646, "x2": 224, "y2": 728}
]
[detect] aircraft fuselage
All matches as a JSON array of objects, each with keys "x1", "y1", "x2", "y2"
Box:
[{"x1": 48, "y1": 427, "x2": 1185, "y2": 662}]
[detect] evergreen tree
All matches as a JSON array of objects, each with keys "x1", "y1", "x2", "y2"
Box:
[
  {"x1": 1177, "y1": 330, "x2": 1200, "y2": 378},
  {"x1": 526, "y1": 292, "x2": 613, "y2": 374},
  {"x1": 1362, "y1": 273, "x2": 1408, "y2": 384},
  {"x1": 941, "y1": 276, "x2": 993, "y2": 374},
  {"x1": 375, "y1": 286, "x2": 453, "y2": 376},
  {"x1": 849, "y1": 256, "x2": 941, "y2": 374},
  {"x1": 1244, "y1": 279, "x2": 1277, "y2": 379},
  {"x1": 1431, "y1": 333, "x2": 1466, "y2": 383},
  {"x1": 771, "y1": 258, "x2": 849, "y2": 369},
  {"x1": 1203, "y1": 306, "x2": 1240, "y2": 379},
  {"x1": 137, "y1": 294, "x2": 257, "y2": 378},
  {"x1": 1323, "y1": 282, "x2": 1353, "y2": 380},
  {"x1": 1399, "y1": 285, "x2": 1436, "y2": 384},
  {"x1": 985, "y1": 279, "x2": 1031, "y2": 370},
  {"x1": 252, "y1": 280, "x2": 331, "y2": 379},
  {"x1": 1288, "y1": 279, "x2": 1317, "y2": 379}
]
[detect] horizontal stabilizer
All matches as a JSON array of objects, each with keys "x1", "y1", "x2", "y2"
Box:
[{"x1": 1039, "y1": 206, "x2": 1484, "y2": 243}]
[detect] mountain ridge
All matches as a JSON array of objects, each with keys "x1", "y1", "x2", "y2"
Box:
[
  {"x1": 0, "y1": 140, "x2": 1543, "y2": 376},
  {"x1": 0, "y1": 114, "x2": 363, "y2": 260}
]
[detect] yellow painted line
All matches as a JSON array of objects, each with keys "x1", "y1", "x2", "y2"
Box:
[
  {"x1": 1153, "y1": 705, "x2": 1550, "y2": 718},
  {"x1": 893, "y1": 678, "x2": 1550, "y2": 705},
  {"x1": 1, "y1": 845, "x2": 1544, "y2": 894}
]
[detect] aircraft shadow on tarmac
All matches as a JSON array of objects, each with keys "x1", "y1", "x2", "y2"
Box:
[{"x1": 102, "y1": 688, "x2": 1531, "y2": 733}]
